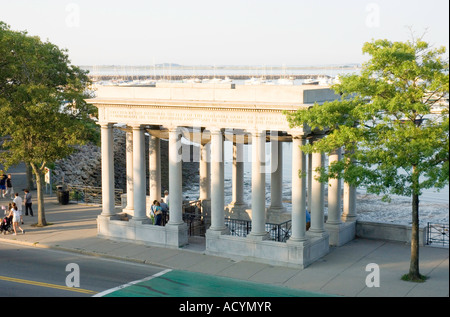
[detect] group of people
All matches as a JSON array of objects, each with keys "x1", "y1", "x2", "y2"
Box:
[
  {"x1": 2, "y1": 202, "x2": 25, "y2": 235},
  {"x1": 1, "y1": 172, "x2": 34, "y2": 235},
  {"x1": 148, "y1": 190, "x2": 169, "y2": 226},
  {"x1": 0, "y1": 171, "x2": 14, "y2": 199}
]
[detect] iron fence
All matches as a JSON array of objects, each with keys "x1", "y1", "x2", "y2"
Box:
[
  {"x1": 426, "y1": 222, "x2": 449, "y2": 247},
  {"x1": 66, "y1": 185, "x2": 123, "y2": 206},
  {"x1": 224, "y1": 218, "x2": 292, "y2": 242},
  {"x1": 182, "y1": 200, "x2": 207, "y2": 236}
]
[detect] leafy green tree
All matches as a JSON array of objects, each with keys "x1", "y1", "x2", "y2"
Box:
[
  {"x1": 0, "y1": 22, "x2": 98, "y2": 226},
  {"x1": 287, "y1": 38, "x2": 449, "y2": 282}
]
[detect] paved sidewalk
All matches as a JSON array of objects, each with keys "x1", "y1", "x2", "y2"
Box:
[{"x1": 0, "y1": 163, "x2": 448, "y2": 297}]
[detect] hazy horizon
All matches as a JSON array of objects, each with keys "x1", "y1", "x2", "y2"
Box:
[{"x1": 1, "y1": 0, "x2": 448, "y2": 67}]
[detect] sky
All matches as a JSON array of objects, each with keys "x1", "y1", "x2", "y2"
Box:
[{"x1": 0, "y1": 0, "x2": 449, "y2": 66}]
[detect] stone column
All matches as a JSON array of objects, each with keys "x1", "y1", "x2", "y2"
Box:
[
  {"x1": 289, "y1": 135, "x2": 307, "y2": 242},
  {"x1": 342, "y1": 182, "x2": 357, "y2": 222},
  {"x1": 199, "y1": 142, "x2": 211, "y2": 202},
  {"x1": 327, "y1": 148, "x2": 342, "y2": 224},
  {"x1": 132, "y1": 124, "x2": 147, "y2": 221},
  {"x1": 307, "y1": 153, "x2": 312, "y2": 212},
  {"x1": 268, "y1": 138, "x2": 285, "y2": 215},
  {"x1": 248, "y1": 129, "x2": 267, "y2": 239},
  {"x1": 124, "y1": 130, "x2": 134, "y2": 214},
  {"x1": 228, "y1": 142, "x2": 246, "y2": 210},
  {"x1": 100, "y1": 122, "x2": 115, "y2": 217},
  {"x1": 167, "y1": 127, "x2": 183, "y2": 225},
  {"x1": 149, "y1": 133, "x2": 161, "y2": 203},
  {"x1": 309, "y1": 150, "x2": 326, "y2": 235},
  {"x1": 208, "y1": 128, "x2": 227, "y2": 233},
  {"x1": 342, "y1": 149, "x2": 357, "y2": 222}
]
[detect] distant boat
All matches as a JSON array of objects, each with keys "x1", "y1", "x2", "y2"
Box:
[
  {"x1": 221, "y1": 76, "x2": 233, "y2": 83},
  {"x1": 184, "y1": 78, "x2": 202, "y2": 83},
  {"x1": 278, "y1": 64, "x2": 294, "y2": 85},
  {"x1": 302, "y1": 78, "x2": 319, "y2": 85},
  {"x1": 202, "y1": 77, "x2": 224, "y2": 84},
  {"x1": 244, "y1": 77, "x2": 266, "y2": 85},
  {"x1": 316, "y1": 76, "x2": 329, "y2": 86},
  {"x1": 277, "y1": 77, "x2": 294, "y2": 85}
]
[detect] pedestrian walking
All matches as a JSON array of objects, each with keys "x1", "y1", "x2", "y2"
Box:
[
  {"x1": 24, "y1": 189, "x2": 33, "y2": 217},
  {"x1": 0, "y1": 171, "x2": 6, "y2": 198},
  {"x1": 13, "y1": 193, "x2": 23, "y2": 224},
  {"x1": 5, "y1": 174, "x2": 14, "y2": 199},
  {"x1": 8, "y1": 202, "x2": 24, "y2": 235}
]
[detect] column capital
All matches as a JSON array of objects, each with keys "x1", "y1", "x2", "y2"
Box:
[
  {"x1": 167, "y1": 125, "x2": 180, "y2": 133},
  {"x1": 207, "y1": 127, "x2": 224, "y2": 135},
  {"x1": 99, "y1": 122, "x2": 114, "y2": 128},
  {"x1": 130, "y1": 123, "x2": 144, "y2": 130},
  {"x1": 248, "y1": 128, "x2": 266, "y2": 136},
  {"x1": 289, "y1": 131, "x2": 306, "y2": 140}
]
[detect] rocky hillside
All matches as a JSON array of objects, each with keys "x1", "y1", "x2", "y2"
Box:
[{"x1": 52, "y1": 128, "x2": 200, "y2": 196}]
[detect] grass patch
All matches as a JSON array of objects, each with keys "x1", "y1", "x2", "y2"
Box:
[{"x1": 401, "y1": 273, "x2": 428, "y2": 283}]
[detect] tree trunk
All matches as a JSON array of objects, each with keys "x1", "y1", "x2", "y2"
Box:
[
  {"x1": 409, "y1": 190, "x2": 421, "y2": 280},
  {"x1": 30, "y1": 162, "x2": 47, "y2": 227},
  {"x1": 25, "y1": 162, "x2": 36, "y2": 190}
]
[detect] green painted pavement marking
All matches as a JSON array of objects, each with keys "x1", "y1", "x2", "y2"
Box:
[{"x1": 103, "y1": 270, "x2": 332, "y2": 297}]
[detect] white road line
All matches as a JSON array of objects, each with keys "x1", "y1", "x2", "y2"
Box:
[{"x1": 92, "y1": 268, "x2": 172, "y2": 297}]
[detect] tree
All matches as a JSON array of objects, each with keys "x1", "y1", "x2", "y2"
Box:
[
  {"x1": 286, "y1": 38, "x2": 449, "y2": 282},
  {"x1": 0, "y1": 22, "x2": 98, "y2": 226}
]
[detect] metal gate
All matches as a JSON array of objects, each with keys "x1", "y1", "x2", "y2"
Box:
[{"x1": 426, "y1": 223, "x2": 449, "y2": 247}]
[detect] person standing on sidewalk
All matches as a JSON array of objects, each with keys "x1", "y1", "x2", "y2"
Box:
[{"x1": 24, "y1": 189, "x2": 33, "y2": 217}]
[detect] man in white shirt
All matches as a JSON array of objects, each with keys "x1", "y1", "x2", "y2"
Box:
[
  {"x1": 163, "y1": 190, "x2": 169, "y2": 207},
  {"x1": 13, "y1": 193, "x2": 23, "y2": 224}
]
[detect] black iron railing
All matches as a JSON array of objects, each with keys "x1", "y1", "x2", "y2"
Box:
[
  {"x1": 426, "y1": 222, "x2": 449, "y2": 247},
  {"x1": 66, "y1": 185, "x2": 123, "y2": 206},
  {"x1": 224, "y1": 218, "x2": 292, "y2": 242}
]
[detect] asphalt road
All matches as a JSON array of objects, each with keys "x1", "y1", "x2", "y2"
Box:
[
  {"x1": 0, "y1": 242, "x2": 164, "y2": 297},
  {"x1": 1, "y1": 241, "x2": 329, "y2": 300}
]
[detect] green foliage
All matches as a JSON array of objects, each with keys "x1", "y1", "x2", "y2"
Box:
[
  {"x1": 287, "y1": 38, "x2": 449, "y2": 199},
  {"x1": 0, "y1": 21, "x2": 99, "y2": 171},
  {"x1": 0, "y1": 21, "x2": 99, "y2": 226}
]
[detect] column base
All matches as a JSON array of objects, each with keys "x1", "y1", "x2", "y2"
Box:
[
  {"x1": 265, "y1": 206, "x2": 290, "y2": 223},
  {"x1": 306, "y1": 229, "x2": 329, "y2": 240},
  {"x1": 286, "y1": 235, "x2": 309, "y2": 244},
  {"x1": 341, "y1": 214, "x2": 358, "y2": 222},
  {"x1": 122, "y1": 207, "x2": 134, "y2": 217},
  {"x1": 325, "y1": 221, "x2": 356, "y2": 246},
  {"x1": 247, "y1": 231, "x2": 270, "y2": 241},
  {"x1": 225, "y1": 205, "x2": 251, "y2": 221},
  {"x1": 206, "y1": 226, "x2": 230, "y2": 236}
]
